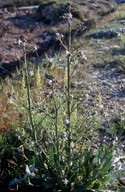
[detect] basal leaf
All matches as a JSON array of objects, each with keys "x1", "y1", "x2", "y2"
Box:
[
  {"x1": 102, "y1": 174, "x2": 111, "y2": 183},
  {"x1": 99, "y1": 153, "x2": 112, "y2": 174}
]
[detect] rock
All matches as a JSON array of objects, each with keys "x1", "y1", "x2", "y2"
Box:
[
  {"x1": 88, "y1": 29, "x2": 119, "y2": 39},
  {"x1": 115, "y1": 0, "x2": 125, "y2": 3},
  {"x1": 0, "y1": 61, "x2": 19, "y2": 77}
]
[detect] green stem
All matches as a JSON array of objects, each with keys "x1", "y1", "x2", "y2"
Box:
[
  {"x1": 55, "y1": 108, "x2": 59, "y2": 163},
  {"x1": 52, "y1": 91, "x2": 59, "y2": 165},
  {"x1": 67, "y1": 19, "x2": 71, "y2": 160},
  {"x1": 23, "y1": 45, "x2": 36, "y2": 141}
]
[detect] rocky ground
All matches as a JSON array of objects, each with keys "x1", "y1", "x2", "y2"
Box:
[{"x1": 0, "y1": 0, "x2": 116, "y2": 74}]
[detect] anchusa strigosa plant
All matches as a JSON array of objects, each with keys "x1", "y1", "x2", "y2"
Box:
[{"x1": 0, "y1": 2, "x2": 115, "y2": 192}]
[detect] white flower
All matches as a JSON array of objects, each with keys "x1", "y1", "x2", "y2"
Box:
[
  {"x1": 47, "y1": 79, "x2": 53, "y2": 86},
  {"x1": 29, "y1": 70, "x2": 34, "y2": 77},
  {"x1": 66, "y1": 50, "x2": 71, "y2": 56},
  {"x1": 64, "y1": 119, "x2": 70, "y2": 125},
  {"x1": 68, "y1": 13, "x2": 73, "y2": 20},
  {"x1": 8, "y1": 98, "x2": 14, "y2": 104},
  {"x1": 34, "y1": 46, "x2": 38, "y2": 51},
  {"x1": 77, "y1": 50, "x2": 87, "y2": 61},
  {"x1": 55, "y1": 32, "x2": 60, "y2": 37},
  {"x1": 17, "y1": 38, "x2": 22, "y2": 45},
  {"x1": 63, "y1": 178, "x2": 68, "y2": 185},
  {"x1": 63, "y1": 13, "x2": 73, "y2": 20},
  {"x1": 55, "y1": 32, "x2": 63, "y2": 40},
  {"x1": 29, "y1": 140, "x2": 35, "y2": 147},
  {"x1": 17, "y1": 145, "x2": 24, "y2": 153},
  {"x1": 30, "y1": 107, "x2": 35, "y2": 114}
]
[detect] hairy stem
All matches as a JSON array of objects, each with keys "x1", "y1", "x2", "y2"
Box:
[
  {"x1": 23, "y1": 44, "x2": 36, "y2": 141},
  {"x1": 66, "y1": 18, "x2": 72, "y2": 161}
]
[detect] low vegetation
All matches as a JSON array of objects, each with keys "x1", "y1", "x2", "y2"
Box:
[{"x1": 1, "y1": 1, "x2": 125, "y2": 192}]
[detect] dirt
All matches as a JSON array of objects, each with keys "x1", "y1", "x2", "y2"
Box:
[{"x1": 0, "y1": 6, "x2": 44, "y2": 75}]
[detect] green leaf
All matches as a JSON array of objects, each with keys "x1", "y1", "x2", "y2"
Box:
[
  {"x1": 102, "y1": 174, "x2": 111, "y2": 183},
  {"x1": 86, "y1": 179, "x2": 102, "y2": 190},
  {"x1": 49, "y1": 149, "x2": 56, "y2": 167},
  {"x1": 99, "y1": 153, "x2": 112, "y2": 174}
]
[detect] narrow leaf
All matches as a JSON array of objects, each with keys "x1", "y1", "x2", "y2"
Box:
[{"x1": 100, "y1": 154, "x2": 112, "y2": 174}]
